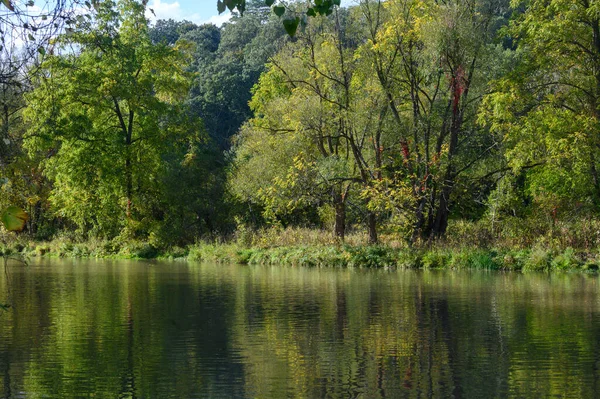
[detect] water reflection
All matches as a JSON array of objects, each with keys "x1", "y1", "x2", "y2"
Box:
[{"x1": 0, "y1": 259, "x2": 598, "y2": 397}]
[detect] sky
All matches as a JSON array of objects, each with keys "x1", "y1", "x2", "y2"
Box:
[
  {"x1": 146, "y1": 0, "x2": 232, "y2": 26},
  {"x1": 146, "y1": 0, "x2": 355, "y2": 27}
]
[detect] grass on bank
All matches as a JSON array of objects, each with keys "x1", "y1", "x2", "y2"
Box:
[{"x1": 2, "y1": 221, "x2": 600, "y2": 272}]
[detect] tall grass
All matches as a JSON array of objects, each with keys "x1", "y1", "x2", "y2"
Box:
[{"x1": 2, "y1": 220, "x2": 600, "y2": 271}]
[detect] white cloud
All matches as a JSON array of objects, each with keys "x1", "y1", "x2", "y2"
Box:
[
  {"x1": 146, "y1": 0, "x2": 230, "y2": 26},
  {"x1": 206, "y1": 13, "x2": 231, "y2": 26}
]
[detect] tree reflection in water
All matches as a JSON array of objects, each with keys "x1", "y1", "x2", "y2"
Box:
[{"x1": 0, "y1": 260, "x2": 597, "y2": 398}]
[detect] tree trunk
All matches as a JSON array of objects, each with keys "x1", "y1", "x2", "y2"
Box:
[
  {"x1": 333, "y1": 194, "x2": 346, "y2": 241},
  {"x1": 125, "y1": 151, "x2": 132, "y2": 219},
  {"x1": 590, "y1": 152, "x2": 600, "y2": 208},
  {"x1": 125, "y1": 110, "x2": 134, "y2": 219},
  {"x1": 411, "y1": 196, "x2": 427, "y2": 244},
  {"x1": 432, "y1": 183, "x2": 452, "y2": 237},
  {"x1": 367, "y1": 211, "x2": 378, "y2": 244}
]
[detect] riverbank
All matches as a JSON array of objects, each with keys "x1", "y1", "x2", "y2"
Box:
[
  {"x1": 188, "y1": 244, "x2": 600, "y2": 272},
  {"x1": 1, "y1": 236, "x2": 599, "y2": 272}
]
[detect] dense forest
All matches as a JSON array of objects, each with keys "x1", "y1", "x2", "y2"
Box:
[{"x1": 1, "y1": 0, "x2": 600, "y2": 256}]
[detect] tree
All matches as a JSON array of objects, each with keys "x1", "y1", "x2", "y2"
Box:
[
  {"x1": 0, "y1": 65, "x2": 50, "y2": 236},
  {"x1": 0, "y1": 0, "x2": 84, "y2": 237},
  {"x1": 187, "y1": 6, "x2": 288, "y2": 149},
  {"x1": 231, "y1": 10, "x2": 396, "y2": 242},
  {"x1": 24, "y1": 0, "x2": 200, "y2": 238},
  {"x1": 355, "y1": 0, "x2": 508, "y2": 240},
  {"x1": 482, "y1": 0, "x2": 600, "y2": 218}
]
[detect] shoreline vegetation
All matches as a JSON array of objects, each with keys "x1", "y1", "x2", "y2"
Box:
[{"x1": 3, "y1": 223, "x2": 600, "y2": 273}]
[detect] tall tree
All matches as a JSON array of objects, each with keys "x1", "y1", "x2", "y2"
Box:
[
  {"x1": 483, "y1": 0, "x2": 600, "y2": 216},
  {"x1": 188, "y1": 5, "x2": 288, "y2": 149},
  {"x1": 231, "y1": 10, "x2": 396, "y2": 242},
  {"x1": 357, "y1": 0, "x2": 508, "y2": 240},
  {"x1": 24, "y1": 0, "x2": 200, "y2": 237}
]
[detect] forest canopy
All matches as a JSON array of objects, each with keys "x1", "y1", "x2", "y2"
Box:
[{"x1": 1, "y1": 0, "x2": 599, "y2": 250}]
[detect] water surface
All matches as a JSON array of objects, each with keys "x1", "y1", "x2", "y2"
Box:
[{"x1": 0, "y1": 259, "x2": 599, "y2": 397}]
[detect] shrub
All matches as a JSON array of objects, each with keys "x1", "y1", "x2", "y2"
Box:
[
  {"x1": 523, "y1": 247, "x2": 552, "y2": 272},
  {"x1": 550, "y1": 248, "x2": 582, "y2": 271},
  {"x1": 421, "y1": 250, "x2": 451, "y2": 269}
]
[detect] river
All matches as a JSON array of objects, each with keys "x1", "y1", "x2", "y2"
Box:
[{"x1": 0, "y1": 259, "x2": 598, "y2": 397}]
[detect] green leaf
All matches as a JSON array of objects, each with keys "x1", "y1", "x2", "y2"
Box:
[
  {"x1": 307, "y1": 7, "x2": 316, "y2": 17},
  {"x1": 28, "y1": 33, "x2": 35, "y2": 41},
  {"x1": 273, "y1": 5, "x2": 285, "y2": 17},
  {"x1": 283, "y1": 17, "x2": 299, "y2": 37},
  {"x1": 217, "y1": 0, "x2": 226, "y2": 14},
  {"x1": 265, "y1": 0, "x2": 275, "y2": 6},
  {"x1": 224, "y1": 0, "x2": 236, "y2": 11},
  {"x1": 332, "y1": 0, "x2": 340, "y2": 5},
  {"x1": 37, "y1": 46, "x2": 45, "y2": 55},
  {"x1": 1, "y1": 206, "x2": 28, "y2": 232}
]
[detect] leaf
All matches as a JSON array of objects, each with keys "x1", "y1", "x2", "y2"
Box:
[
  {"x1": 306, "y1": 7, "x2": 316, "y2": 17},
  {"x1": 225, "y1": 0, "x2": 236, "y2": 11},
  {"x1": 332, "y1": 0, "x2": 340, "y2": 5},
  {"x1": 273, "y1": 5, "x2": 285, "y2": 17},
  {"x1": 37, "y1": 46, "x2": 45, "y2": 55},
  {"x1": 283, "y1": 17, "x2": 299, "y2": 37},
  {"x1": 1, "y1": 206, "x2": 29, "y2": 232},
  {"x1": 265, "y1": 0, "x2": 275, "y2": 5},
  {"x1": 1, "y1": 0, "x2": 14, "y2": 11},
  {"x1": 28, "y1": 34, "x2": 35, "y2": 41},
  {"x1": 217, "y1": 0, "x2": 226, "y2": 14}
]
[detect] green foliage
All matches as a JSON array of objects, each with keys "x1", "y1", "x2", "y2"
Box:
[
  {"x1": 5, "y1": 0, "x2": 600, "y2": 262},
  {"x1": 24, "y1": 0, "x2": 205, "y2": 240},
  {"x1": 187, "y1": 8, "x2": 288, "y2": 150},
  {"x1": 521, "y1": 247, "x2": 552, "y2": 272},
  {"x1": 188, "y1": 242, "x2": 247, "y2": 263},
  {"x1": 220, "y1": 0, "x2": 340, "y2": 33},
  {"x1": 447, "y1": 249, "x2": 501, "y2": 270},
  {"x1": 481, "y1": 0, "x2": 600, "y2": 216},
  {"x1": 550, "y1": 248, "x2": 582, "y2": 271},
  {"x1": 421, "y1": 250, "x2": 452, "y2": 269},
  {"x1": 346, "y1": 246, "x2": 398, "y2": 268}
]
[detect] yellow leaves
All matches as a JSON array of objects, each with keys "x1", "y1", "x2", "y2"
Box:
[
  {"x1": 360, "y1": 174, "x2": 417, "y2": 215},
  {"x1": 98, "y1": 77, "x2": 117, "y2": 95}
]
